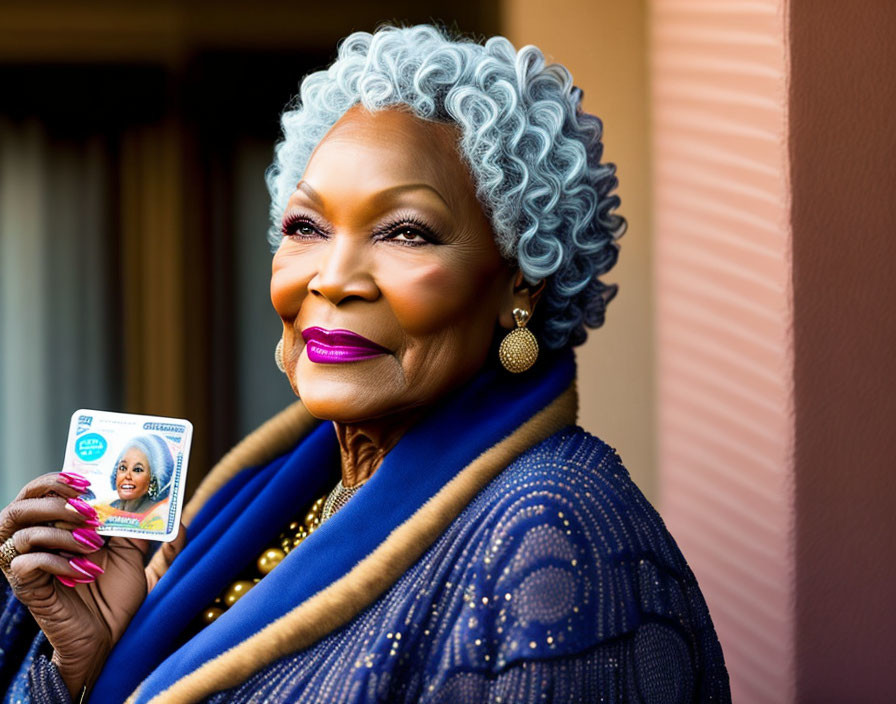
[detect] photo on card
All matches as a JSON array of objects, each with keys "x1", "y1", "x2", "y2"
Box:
[{"x1": 61, "y1": 410, "x2": 192, "y2": 542}]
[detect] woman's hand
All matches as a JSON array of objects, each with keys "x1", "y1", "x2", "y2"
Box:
[{"x1": 0, "y1": 472, "x2": 150, "y2": 698}]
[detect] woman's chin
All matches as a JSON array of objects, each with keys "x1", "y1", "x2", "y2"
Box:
[
  {"x1": 117, "y1": 492, "x2": 144, "y2": 502},
  {"x1": 295, "y1": 355, "x2": 407, "y2": 423}
]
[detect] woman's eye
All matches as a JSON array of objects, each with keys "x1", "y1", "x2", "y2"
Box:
[
  {"x1": 285, "y1": 223, "x2": 318, "y2": 238},
  {"x1": 386, "y1": 225, "x2": 430, "y2": 245},
  {"x1": 394, "y1": 229, "x2": 422, "y2": 242},
  {"x1": 281, "y1": 214, "x2": 324, "y2": 240}
]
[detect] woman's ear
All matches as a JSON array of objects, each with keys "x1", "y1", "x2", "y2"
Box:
[{"x1": 498, "y1": 270, "x2": 545, "y2": 329}]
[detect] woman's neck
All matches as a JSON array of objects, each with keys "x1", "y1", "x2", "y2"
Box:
[
  {"x1": 332, "y1": 411, "x2": 417, "y2": 487},
  {"x1": 118, "y1": 496, "x2": 150, "y2": 513}
]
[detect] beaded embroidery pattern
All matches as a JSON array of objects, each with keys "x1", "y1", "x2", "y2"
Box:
[{"x1": 205, "y1": 427, "x2": 730, "y2": 703}]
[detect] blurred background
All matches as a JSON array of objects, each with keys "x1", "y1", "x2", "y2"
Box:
[{"x1": 1, "y1": 1, "x2": 893, "y2": 702}]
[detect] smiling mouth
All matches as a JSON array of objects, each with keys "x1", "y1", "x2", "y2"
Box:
[
  {"x1": 120, "y1": 483, "x2": 136, "y2": 491},
  {"x1": 301, "y1": 327, "x2": 389, "y2": 364}
]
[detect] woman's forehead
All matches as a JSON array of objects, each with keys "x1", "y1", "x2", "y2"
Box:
[
  {"x1": 304, "y1": 106, "x2": 473, "y2": 201},
  {"x1": 122, "y1": 446, "x2": 149, "y2": 462},
  {"x1": 322, "y1": 104, "x2": 459, "y2": 150}
]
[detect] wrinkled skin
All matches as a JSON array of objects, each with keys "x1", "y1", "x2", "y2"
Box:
[
  {"x1": 272, "y1": 106, "x2": 539, "y2": 485},
  {"x1": 2, "y1": 105, "x2": 537, "y2": 698},
  {"x1": 0, "y1": 473, "x2": 184, "y2": 697}
]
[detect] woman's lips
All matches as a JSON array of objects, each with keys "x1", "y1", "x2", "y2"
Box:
[{"x1": 301, "y1": 327, "x2": 389, "y2": 364}]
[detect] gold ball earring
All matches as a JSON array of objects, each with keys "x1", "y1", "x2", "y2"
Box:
[
  {"x1": 499, "y1": 308, "x2": 538, "y2": 373},
  {"x1": 275, "y1": 338, "x2": 286, "y2": 373}
]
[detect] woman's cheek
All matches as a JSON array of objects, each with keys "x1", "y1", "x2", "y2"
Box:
[
  {"x1": 270, "y1": 264, "x2": 310, "y2": 319},
  {"x1": 385, "y1": 262, "x2": 473, "y2": 332}
]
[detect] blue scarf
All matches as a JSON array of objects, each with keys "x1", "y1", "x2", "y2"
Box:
[{"x1": 90, "y1": 350, "x2": 575, "y2": 703}]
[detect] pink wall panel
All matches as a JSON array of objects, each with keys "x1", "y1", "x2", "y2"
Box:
[{"x1": 652, "y1": 1, "x2": 793, "y2": 702}]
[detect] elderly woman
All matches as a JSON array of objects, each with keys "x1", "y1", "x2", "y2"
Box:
[
  {"x1": 106, "y1": 436, "x2": 174, "y2": 515},
  {"x1": 0, "y1": 25, "x2": 730, "y2": 703}
]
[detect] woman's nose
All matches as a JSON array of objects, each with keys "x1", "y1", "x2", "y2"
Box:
[{"x1": 307, "y1": 236, "x2": 379, "y2": 306}]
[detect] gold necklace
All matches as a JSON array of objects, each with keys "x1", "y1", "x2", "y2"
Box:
[
  {"x1": 200, "y1": 493, "x2": 328, "y2": 625},
  {"x1": 320, "y1": 478, "x2": 367, "y2": 522},
  {"x1": 199, "y1": 478, "x2": 368, "y2": 626}
]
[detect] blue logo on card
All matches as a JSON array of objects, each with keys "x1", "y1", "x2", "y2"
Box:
[
  {"x1": 75, "y1": 433, "x2": 107, "y2": 462},
  {"x1": 76, "y1": 415, "x2": 93, "y2": 435}
]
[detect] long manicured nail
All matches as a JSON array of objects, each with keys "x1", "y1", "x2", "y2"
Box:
[
  {"x1": 82, "y1": 518, "x2": 101, "y2": 529},
  {"x1": 59, "y1": 472, "x2": 90, "y2": 489},
  {"x1": 66, "y1": 497, "x2": 97, "y2": 519},
  {"x1": 72, "y1": 528, "x2": 104, "y2": 550},
  {"x1": 68, "y1": 560, "x2": 94, "y2": 578},
  {"x1": 69, "y1": 556, "x2": 104, "y2": 577},
  {"x1": 57, "y1": 575, "x2": 77, "y2": 588}
]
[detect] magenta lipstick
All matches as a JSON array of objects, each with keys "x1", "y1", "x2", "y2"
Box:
[{"x1": 301, "y1": 327, "x2": 389, "y2": 364}]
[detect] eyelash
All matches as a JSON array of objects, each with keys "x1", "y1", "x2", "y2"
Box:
[
  {"x1": 280, "y1": 211, "x2": 440, "y2": 247},
  {"x1": 280, "y1": 212, "x2": 326, "y2": 240}
]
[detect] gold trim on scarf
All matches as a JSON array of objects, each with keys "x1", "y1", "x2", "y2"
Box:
[
  {"x1": 145, "y1": 401, "x2": 316, "y2": 581},
  {"x1": 132, "y1": 383, "x2": 577, "y2": 703}
]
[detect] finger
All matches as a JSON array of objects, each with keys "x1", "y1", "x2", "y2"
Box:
[
  {"x1": 106, "y1": 536, "x2": 151, "y2": 557},
  {"x1": 11, "y1": 526, "x2": 102, "y2": 556},
  {"x1": 163, "y1": 523, "x2": 187, "y2": 560},
  {"x1": 0, "y1": 496, "x2": 96, "y2": 542},
  {"x1": 146, "y1": 523, "x2": 186, "y2": 592},
  {"x1": 58, "y1": 553, "x2": 105, "y2": 578},
  {"x1": 10, "y1": 495, "x2": 97, "y2": 526},
  {"x1": 8, "y1": 551, "x2": 97, "y2": 588},
  {"x1": 71, "y1": 527, "x2": 105, "y2": 552},
  {"x1": 51, "y1": 518, "x2": 101, "y2": 532},
  {"x1": 14, "y1": 472, "x2": 92, "y2": 502}
]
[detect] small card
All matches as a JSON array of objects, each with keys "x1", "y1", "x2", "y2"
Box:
[{"x1": 61, "y1": 409, "x2": 192, "y2": 542}]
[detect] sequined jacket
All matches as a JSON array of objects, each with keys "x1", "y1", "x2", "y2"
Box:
[
  {"x1": 206, "y1": 427, "x2": 730, "y2": 703},
  {"x1": 1, "y1": 353, "x2": 730, "y2": 702},
  {"x1": 2, "y1": 428, "x2": 730, "y2": 703}
]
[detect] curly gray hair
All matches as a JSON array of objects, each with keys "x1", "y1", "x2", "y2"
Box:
[{"x1": 266, "y1": 24, "x2": 625, "y2": 348}]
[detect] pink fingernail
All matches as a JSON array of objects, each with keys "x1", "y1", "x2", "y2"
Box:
[
  {"x1": 57, "y1": 575, "x2": 77, "y2": 588},
  {"x1": 68, "y1": 560, "x2": 93, "y2": 578},
  {"x1": 82, "y1": 518, "x2": 101, "y2": 529},
  {"x1": 72, "y1": 528, "x2": 104, "y2": 550},
  {"x1": 69, "y1": 557, "x2": 104, "y2": 577},
  {"x1": 59, "y1": 473, "x2": 90, "y2": 488},
  {"x1": 72, "y1": 575, "x2": 96, "y2": 584},
  {"x1": 66, "y1": 497, "x2": 97, "y2": 518}
]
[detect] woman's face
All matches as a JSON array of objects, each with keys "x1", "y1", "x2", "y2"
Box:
[
  {"x1": 116, "y1": 447, "x2": 151, "y2": 501},
  {"x1": 271, "y1": 106, "x2": 519, "y2": 423}
]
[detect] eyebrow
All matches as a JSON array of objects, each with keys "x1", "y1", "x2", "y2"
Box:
[
  {"x1": 295, "y1": 180, "x2": 451, "y2": 210},
  {"x1": 297, "y1": 180, "x2": 323, "y2": 204}
]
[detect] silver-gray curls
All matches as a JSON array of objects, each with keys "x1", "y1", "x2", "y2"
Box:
[{"x1": 266, "y1": 24, "x2": 625, "y2": 348}]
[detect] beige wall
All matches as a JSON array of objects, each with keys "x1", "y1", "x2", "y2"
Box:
[{"x1": 501, "y1": 0, "x2": 654, "y2": 499}]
